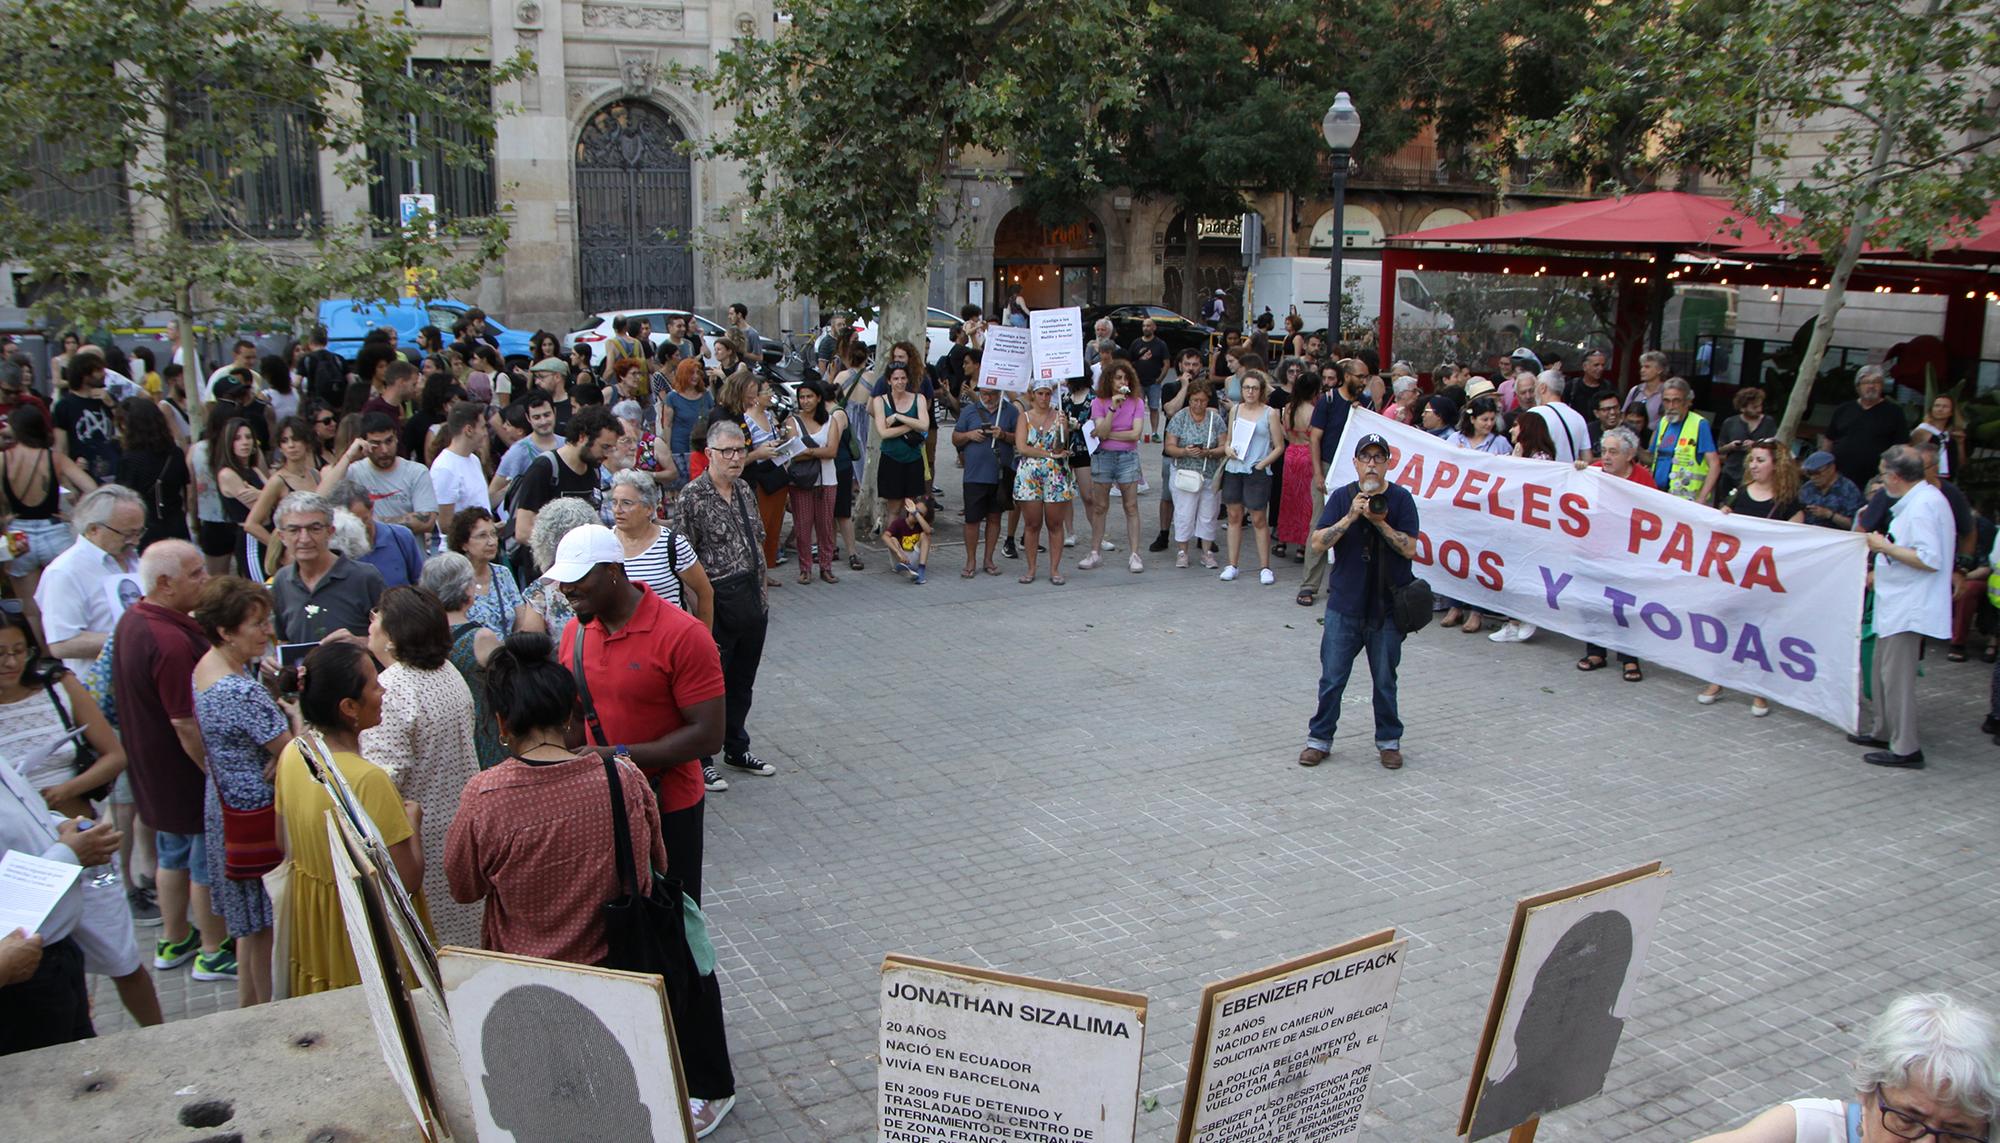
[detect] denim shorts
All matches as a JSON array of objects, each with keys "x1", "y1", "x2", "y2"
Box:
[
  {"x1": 1092, "y1": 448, "x2": 1141, "y2": 485},
  {"x1": 6, "y1": 517, "x2": 73, "y2": 577},
  {"x1": 156, "y1": 829, "x2": 211, "y2": 886},
  {"x1": 1143, "y1": 383, "x2": 1163, "y2": 412}
]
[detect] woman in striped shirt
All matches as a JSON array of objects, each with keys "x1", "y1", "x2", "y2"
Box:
[{"x1": 606, "y1": 470, "x2": 713, "y2": 628}]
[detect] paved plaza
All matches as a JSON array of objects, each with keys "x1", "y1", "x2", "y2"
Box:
[{"x1": 93, "y1": 449, "x2": 2000, "y2": 1141}]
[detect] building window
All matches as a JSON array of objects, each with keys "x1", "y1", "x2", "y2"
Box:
[
  {"x1": 178, "y1": 96, "x2": 324, "y2": 239},
  {"x1": 369, "y1": 62, "x2": 496, "y2": 224},
  {"x1": 11, "y1": 139, "x2": 130, "y2": 234}
]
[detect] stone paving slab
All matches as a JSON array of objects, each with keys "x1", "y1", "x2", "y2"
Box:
[{"x1": 93, "y1": 447, "x2": 2000, "y2": 1141}]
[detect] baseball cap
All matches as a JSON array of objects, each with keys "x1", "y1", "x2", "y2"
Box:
[
  {"x1": 1801, "y1": 450, "x2": 1836, "y2": 473},
  {"x1": 1354, "y1": 433, "x2": 1391, "y2": 458},
  {"x1": 211, "y1": 374, "x2": 250, "y2": 402},
  {"x1": 539, "y1": 524, "x2": 624, "y2": 584},
  {"x1": 1464, "y1": 377, "x2": 1496, "y2": 400},
  {"x1": 1510, "y1": 347, "x2": 1543, "y2": 371},
  {"x1": 531, "y1": 357, "x2": 570, "y2": 376},
  {"x1": 1214, "y1": 288, "x2": 1226, "y2": 296}
]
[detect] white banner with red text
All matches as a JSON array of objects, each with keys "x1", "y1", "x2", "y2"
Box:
[{"x1": 1329, "y1": 409, "x2": 1868, "y2": 730}]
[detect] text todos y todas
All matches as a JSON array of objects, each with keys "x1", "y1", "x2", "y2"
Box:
[{"x1": 1375, "y1": 444, "x2": 1821, "y2": 682}]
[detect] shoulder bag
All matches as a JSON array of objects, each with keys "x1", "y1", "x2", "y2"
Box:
[
  {"x1": 43, "y1": 673, "x2": 110, "y2": 805},
  {"x1": 1172, "y1": 413, "x2": 1214, "y2": 494},
  {"x1": 788, "y1": 423, "x2": 822, "y2": 490}
]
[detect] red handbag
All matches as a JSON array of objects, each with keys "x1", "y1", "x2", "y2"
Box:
[{"x1": 220, "y1": 798, "x2": 282, "y2": 881}]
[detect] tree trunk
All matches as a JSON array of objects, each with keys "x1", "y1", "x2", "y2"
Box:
[{"x1": 1181, "y1": 211, "x2": 1201, "y2": 318}]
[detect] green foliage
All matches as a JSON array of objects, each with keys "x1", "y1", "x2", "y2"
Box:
[
  {"x1": 698, "y1": 0, "x2": 1145, "y2": 311},
  {"x1": 0, "y1": 0, "x2": 532, "y2": 333}
]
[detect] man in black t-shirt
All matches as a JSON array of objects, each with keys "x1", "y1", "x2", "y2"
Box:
[
  {"x1": 510, "y1": 404, "x2": 621, "y2": 549},
  {"x1": 53, "y1": 353, "x2": 120, "y2": 482},
  {"x1": 1127, "y1": 317, "x2": 1171, "y2": 441},
  {"x1": 1823, "y1": 365, "x2": 1908, "y2": 488}
]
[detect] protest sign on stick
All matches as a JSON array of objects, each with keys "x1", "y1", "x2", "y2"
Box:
[{"x1": 977, "y1": 307, "x2": 1086, "y2": 391}]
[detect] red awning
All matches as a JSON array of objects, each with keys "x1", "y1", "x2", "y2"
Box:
[
  {"x1": 1730, "y1": 200, "x2": 2000, "y2": 264},
  {"x1": 1387, "y1": 191, "x2": 1789, "y2": 252}
]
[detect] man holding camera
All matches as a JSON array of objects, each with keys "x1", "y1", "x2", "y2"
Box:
[{"x1": 1300, "y1": 433, "x2": 1419, "y2": 771}]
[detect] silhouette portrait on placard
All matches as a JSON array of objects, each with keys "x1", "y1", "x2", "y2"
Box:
[
  {"x1": 1470, "y1": 909, "x2": 1634, "y2": 1138},
  {"x1": 481, "y1": 983, "x2": 655, "y2": 1141}
]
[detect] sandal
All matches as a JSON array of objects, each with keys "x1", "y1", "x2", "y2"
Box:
[
  {"x1": 1441, "y1": 609, "x2": 1464, "y2": 628},
  {"x1": 797, "y1": 568, "x2": 812, "y2": 585},
  {"x1": 1295, "y1": 587, "x2": 1317, "y2": 607},
  {"x1": 1576, "y1": 655, "x2": 1607, "y2": 672},
  {"x1": 1050, "y1": 574, "x2": 1066, "y2": 585},
  {"x1": 849, "y1": 554, "x2": 865, "y2": 571},
  {"x1": 820, "y1": 569, "x2": 839, "y2": 584},
  {"x1": 1462, "y1": 614, "x2": 1484, "y2": 634},
  {"x1": 1948, "y1": 645, "x2": 1968, "y2": 662},
  {"x1": 961, "y1": 566, "x2": 977, "y2": 579},
  {"x1": 984, "y1": 564, "x2": 1002, "y2": 576},
  {"x1": 1623, "y1": 662, "x2": 1644, "y2": 682},
  {"x1": 1018, "y1": 572, "x2": 1037, "y2": 584}
]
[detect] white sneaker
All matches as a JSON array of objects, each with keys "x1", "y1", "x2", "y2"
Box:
[
  {"x1": 1220, "y1": 565, "x2": 1239, "y2": 581},
  {"x1": 1138, "y1": 480, "x2": 1150, "y2": 494},
  {"x1": 1078, "y1": 551, "x2": 1101, "y2": 571},
  {"x1": 1488, "y1": 621, "x2": 1524, "y2": 643},
  {"x1": 1515, "y1": 623, "x2": 1538, "y2": 641},
  {"x1": 1258, "y1": 567, "x2": 1275, "y2": 585},
  {"x1": 1100, "y1": 539, "x2": 1117, "y2": 551},
  {"x1": 1064, "y1": 535, "x2": 1076, "y2": 547},
  {"x1": 1128, "y1": 553, "x2": 1144, "y2": 573}
]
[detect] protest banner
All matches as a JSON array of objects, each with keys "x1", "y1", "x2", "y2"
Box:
[
  {"x1": 1328, "y1": 409, "x2": 1867, "y2": 729},
  {"x1": 1030, "y1": 307, "x2": 1086, "y2": 382},
  {"x1": 1460, "y1": 864, "x2": 1672, "y2": 1141},
  {"x1": 1178, "y1": 929, "x2": 1408, "y2": 1142},
  {"x1": 879, "y1": 954, "x2": 1147, "y2": 1142},
  {"x1": 978, "y1": 326, "x2": 1034, "y2": 393}
]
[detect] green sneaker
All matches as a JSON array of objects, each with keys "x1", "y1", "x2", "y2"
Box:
[
  {"x1": 153, "y1": 931, "x2": 200, "y2": 970},
  {"x1": 192, "y1": 948, "x2": 238, "y2": 981}
]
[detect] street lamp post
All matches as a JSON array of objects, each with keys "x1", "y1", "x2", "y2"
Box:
[{"x1": 1321, "y1": 92, "x2": 1361, "y2": 347}]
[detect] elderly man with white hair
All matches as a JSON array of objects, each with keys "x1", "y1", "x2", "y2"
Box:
[
  {"x1": 1846, "y1": 444, "x2": 1955, "y2": 769},
  {"x1": 37, "y1": 484, "x2": 145, "y2": 677},
  {"x1": 1530, "y1": 368, "x2": 1592, "y2": 465},
  {"x1": 1694, "y1": 992, "x2": 1997, "y2": 1143}
]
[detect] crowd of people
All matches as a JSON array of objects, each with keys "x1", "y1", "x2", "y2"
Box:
[{"x1": 0, "y1": 310, "x2": 1990, "y2": 1136}]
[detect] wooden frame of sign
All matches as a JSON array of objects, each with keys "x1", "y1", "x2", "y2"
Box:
[
  {"x1": 1175, "y1": 928, "x2": 1400, "y2": 1142},
  {"x1": 323, "y1": 785, "x2": 448, "y2": 1024},
  {"x1": 1455, "y1": 861, "x2": 1666, "y2": 1140},
  {"x1": 878, "y1": 954, "x2": 1149, "y2": 1142},
  {"x1": 439, "y1": 947, "x2": 697, "y2": 1142},
  {"x1": 326, "y1": 813, "x2": 447, "y2": 1142}
]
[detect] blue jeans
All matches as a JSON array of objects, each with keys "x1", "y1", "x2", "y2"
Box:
[{"x1": 1306, "y1": 607, "x2": 1404, "y2": 751}]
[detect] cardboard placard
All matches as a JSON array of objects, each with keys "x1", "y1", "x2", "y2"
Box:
[
  {"x1": 1178, "y1": 929, "x2": 1407, "y2": 1142},
  {"x1": 1459, "y1": 863, "x2": 1672, "y2": 1141},
  {"x1": 440, "y1": 947, "x2": 695, "y2": 1142},
  {"x1": 976, "y1": 326, "x2": 1034, "y2": 393},
  {"x1": 327, "y1": 813, "x2": 447, "y2": 1141},
  {"x1": 1029, "y1": 307, "x2": 1085, "y2": 383},
  {"x1": 879, "y1": 954, "x2": 1147, "y2": 1142}
]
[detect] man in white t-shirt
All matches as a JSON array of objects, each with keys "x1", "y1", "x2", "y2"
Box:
[
  {"x1": 321, "y1": 412, "x2": 439, "y2": 535},
  {"x1": 1529, "y1": 372, "x2": 1592, "y2": 465},
  {"x1": 430, "y1": 404, "x2": 493, "y2": 537},
  {"x1": 37, "y1": 486, "x2": 144, "y2": 677},
  {"x1": 202, "y1": 339, "x2": 258, "y2": 403}
]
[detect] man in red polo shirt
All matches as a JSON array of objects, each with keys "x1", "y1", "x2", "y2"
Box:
[
  {"x1": 546, "y1": 523, "x2": 737, "y2": 1132},
  {"x1": 547, "y1": 524, "x2": 726, "y2": 895}
]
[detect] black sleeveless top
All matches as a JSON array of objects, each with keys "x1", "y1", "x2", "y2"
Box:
[{"x1": 2, "y1": 450, "x2": 59, "y2": 520}]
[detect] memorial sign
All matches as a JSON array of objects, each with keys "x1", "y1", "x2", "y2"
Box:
[
  {"x1": 1029, "y1": 307, "x2": 1085, "y2": 383},
  {"x1": 1177, "y1": 929, "x2": 1407, "y2": 1142},
  {"x1": 977, "y1": 326, "x2": 1034, "y2": 394},
  {"x1": 1459, "y1": 863, "x2": 1672, "y2": 1141},
  {"x1": 879, "y1": 954, "x2": 1147, "y2": 1142}
]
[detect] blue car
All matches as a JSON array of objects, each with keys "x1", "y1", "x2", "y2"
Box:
[{"x1": 318, "y1": 298, "x2": 534, "y2": 365}]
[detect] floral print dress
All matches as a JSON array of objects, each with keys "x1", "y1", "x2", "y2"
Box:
[
  {"x1": 195, "y1": 669, "x2": 285, "y2": 938},
  {"x1": 1011, "y1": 414, "x2": 1076, "y2": 503}
]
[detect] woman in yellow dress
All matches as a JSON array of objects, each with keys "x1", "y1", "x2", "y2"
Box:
[{"x1": 271, "y1": 641, "x2": 428, "y2": 996}]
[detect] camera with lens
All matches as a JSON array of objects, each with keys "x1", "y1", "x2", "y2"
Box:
[{"x1": 1368, "y1": 493, "x2": 1388, "y2": 515}]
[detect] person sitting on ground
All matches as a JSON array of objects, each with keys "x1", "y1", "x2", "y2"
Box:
[
  {"x1": 1692, "y1": 992, "x2": 1996, "y2": 1143},
  {"x1": 884, "y1": 497, "x2": 934, "y2": 583}
]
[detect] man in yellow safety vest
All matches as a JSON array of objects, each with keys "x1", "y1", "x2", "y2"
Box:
[{"x1": 1650, "y1": 377, "x2": 1720, "y2": 504}]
